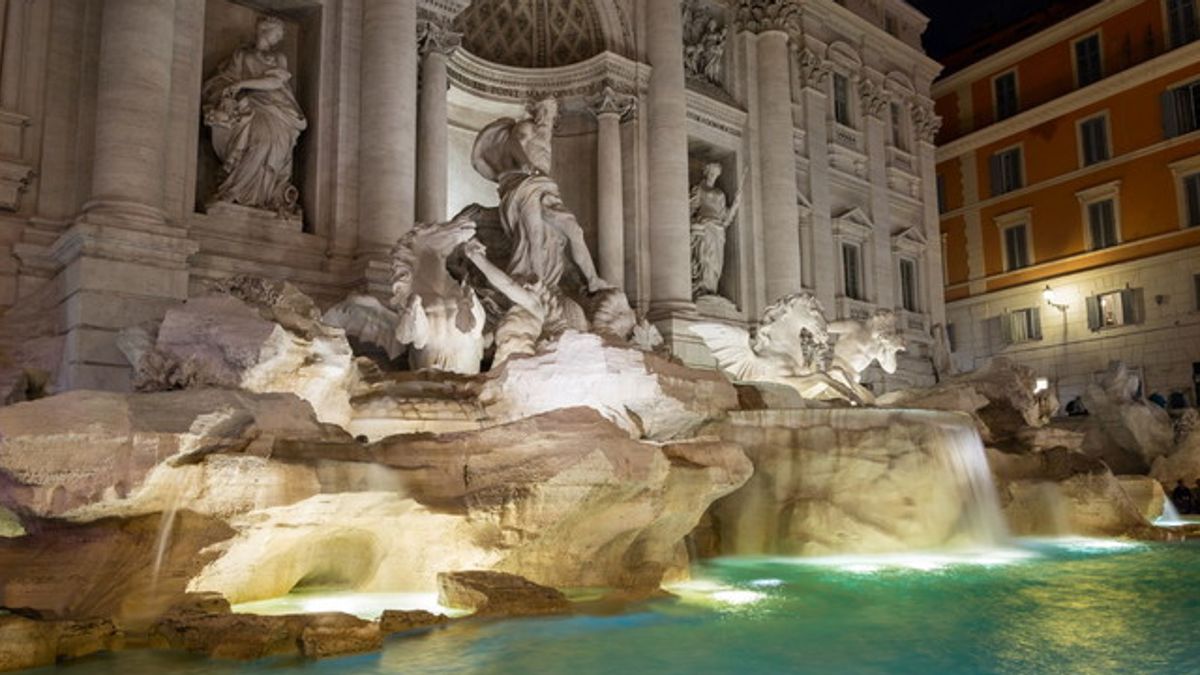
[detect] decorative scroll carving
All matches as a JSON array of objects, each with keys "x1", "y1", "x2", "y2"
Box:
[{"x1": 734, "y1": 0, "x2": 802, "y2": 33}]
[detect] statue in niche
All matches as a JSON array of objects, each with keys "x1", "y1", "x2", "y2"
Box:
[
  {"x1": 689, "y1": 162, "x2": 745, "y2": 299},
  {"x1": 683, "y1": 2, "x2": 728, "y2": 86},
  {"x1": 692, "y1": 296, "x2": 906, "y2": 405},
  {"x1": 202, "y1": 14, "x2": 307, "y2": 219},
  {"x1": 470, "y1": 97, "x2": 611, "y2": 294}
]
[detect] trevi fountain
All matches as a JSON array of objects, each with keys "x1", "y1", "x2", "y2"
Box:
[{"x1": 0, "y1": 1, "x2": 1198, "y2": 673}]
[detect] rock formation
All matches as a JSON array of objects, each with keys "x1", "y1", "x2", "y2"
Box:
[{"x1": 437, "y1": 571, "x2": 571, "y2": 617}]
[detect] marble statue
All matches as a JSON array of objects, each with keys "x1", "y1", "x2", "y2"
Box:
[
  {"x1": 825, "y1": 310, "x2": 907, "y2": 404},
  {"x1": 324, "y1": 213, "x2": 487, "y2": 375},
  {"x1": 470, "y1": 97, "x2": 610, "y2": 294},
  {"x1": 689, "y1": 163, "x2": 744, "y2": 298},
  {"x1": 692, "y1": 295, "x2": 906, "y2": 405},
  {"x1": 202, "y1": 14, "x2": 307, "y2": 218},
  {"x1": 931, "y1": 322, "x2": 955, "y2": 382}
]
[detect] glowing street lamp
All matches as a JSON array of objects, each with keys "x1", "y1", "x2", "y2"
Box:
[{"x1": 1042, "y1": 285, "x2": 1069, "y2": 312}]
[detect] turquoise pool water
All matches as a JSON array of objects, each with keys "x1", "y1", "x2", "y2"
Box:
[{"x1": 35, "y1": 539, "x2": 1200, "y2": 674}]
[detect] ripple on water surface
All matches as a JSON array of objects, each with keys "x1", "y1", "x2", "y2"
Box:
[{"x1": 29, "y1": 539, "x2": 1200, "y2": 675}]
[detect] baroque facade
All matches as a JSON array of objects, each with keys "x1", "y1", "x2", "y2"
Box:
[
  {"x1": 0, "y1": 0, "x2": 942, "y2": 394},
  {"x1": 935, "y1": 0, "x2": 1200, "y2": 408}
]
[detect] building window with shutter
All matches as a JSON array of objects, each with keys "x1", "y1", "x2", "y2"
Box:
[
  {"x1": 842, "y1": 242, "x2": 863, "y2": 300},
  {"x1": 1194, "y1": 273, "x2": 1200, "y2": 310},
  {"x1": 1167, "y1": 0, "x2": 1200, "y2": 48},
  {"x1": 1087, "y1": 199, "x2": 1119, "y2": 249},
  {"x1": 1078, "y1": 114, "x2": 1110, "y2": 166},
  {"x1": 899, "y1": 258, "x2": 919, "y2": 312},
  {"x1": 1002, "y1": 223, "x2": 1031, "y2": 271},
  {"x1": 1086, "y1": 288, "x2": 1145, "y2": 330},
  {"x1": 936, "y1": 174, "x2": 946, "y2": 213},
  {"x1": 1074, "y1": 33, "x2": 1103, "y2": 87},
  {"x1": 990, "y1": 146, "x2": 1024, "y2": 196},
  {"x1": 1162, "y1": 79, "x2": 1200, "y2": 138},
  {"x1": 994, "y1": 71, "x2": 1019, "y2": 120},
  {"x1": 833, "y1": 73, "x2": 852, "y2": 127},
  {"x1": 1185, "y1": 173, "x2": 1200, "y2": 226},
  {"x1": 1005, "y1": 307, "x2": 1042, "y2": 344},
  {"x1": 890, "y1": 102, "x2": 908, "y2": 151}
]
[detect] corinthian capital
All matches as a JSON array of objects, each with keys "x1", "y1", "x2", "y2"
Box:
[
  {"x1": 588, "y1": 85, "x2": 637, "y2": 121},
  {"x1": 858, "y1": 78, "x2": 888, "y2": 118},
  {"x1": 794, "y1": 47, "x2": 829, "y2": 90},
  {"x1": 735, "y1": 0, "x2": 801, "y2": 34},
  {"x1": 417, "y1": 17, "x2": 462, "y2": 57},
  {"x1": 911, "y1": 104, "x2": 943, "y2": 143}
]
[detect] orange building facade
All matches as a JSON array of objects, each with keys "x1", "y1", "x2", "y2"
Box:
[{"x1": 934, "y1": 0, "x2": 1200, "y2": 407}]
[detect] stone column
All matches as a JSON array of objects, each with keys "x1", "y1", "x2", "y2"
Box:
[
  {"x1": 415, "y1": 18, "x2": 460, "y2": 224},
  {"x1": 796, "y1": 45, "x2": 836, "y2": 310},
  {"x1": 861, "y1": 76, "x2": 892, "y2": 309},
  {"x1": 755, "y1": 31, "x2": 802, "y2": 303},
  {"x1": 914, "y1": 103, "x2": 946, "y2": 327},
  {"x1": 54, "y1": 0, "x2": 197, "y2": 391},
  {"x1": 84, "y1": 0, "x2": 177, "y2": 226},
  {"x1": 644, "y1": 0, "x2": 694, "y2": 318},
  {"x1": 359, "y1": 0, "x2": 418, "y2": 254},
  {"x1": 589, "y1": 86, "x2": 636, "y2": 289}
]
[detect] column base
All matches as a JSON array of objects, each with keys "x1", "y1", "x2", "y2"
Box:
[{"x1": 47, "y1": 219, "x2": 197, "y2": 392}]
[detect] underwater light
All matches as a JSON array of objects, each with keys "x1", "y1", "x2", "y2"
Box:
[
  {"x1": 768, "y1": 548, "x2": 1038, "y2": 574},
  {"x1": 711, "y1": 590, "x2": 766, "y2": 606}
]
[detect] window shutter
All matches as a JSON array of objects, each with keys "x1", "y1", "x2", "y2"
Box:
[
  {"x1": 1086, "y1": 295, "x2": 1102, "y2": 330},
  {"x1": 1003, "y1": 312, "x2": 1018, "y2": 345},
  {"x1": 989, "y1": 154, "x2": 1003, "y2": 196},
  {"x1": 1031, "y1": 307, "x2": 1043, "y2": 340},
  {"x1": 1162, "y1": 90, "x2": 1181, "y2": 138},
  {"x1": 1121, "y1": 288, "x2": 1144, "y2": 324}
]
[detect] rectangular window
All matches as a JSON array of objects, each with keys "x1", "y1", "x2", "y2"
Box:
[
  {"x1": 1167, "y1": 0, "x2": 1199, "y2": 48},
  {"x1": 936, "y1": 174, "x2": 947, "y2": 213},
  {"x1": 1003, "y1": 224, "x2": 1031, "y2": 271},
  {"x1": 1006, "y1": 307, "x2": 1042, "y2": 343},
  {"x1": 1162, "y1": 79, "x2": 1200, "y2": 137},
  {"x1": 1087, "y1": 199, "x2": 1119, "y2": 249},
  {"x1": 1086, "y1": 288, "x2": 1145, "y2": 329},
  {"x1": 1074, "y1": 34, "x2": 1103, "y2": 87},
  {"x1": 899, "y1": 258, "x2": 919, "y2": 312},
  {"x1": 990, "y1": 147, "x2": 1023, "y2": 196},
  {"x1": 1185, "y1": 172, "x2": 1200, "y2": 227},
  {"x1": 842, "y1": 242, "x2": 863, "y2": 300},
  {"x1": 945, "y1": 323, "x2": 957, "y2": 352},
  {"x1": 1079, "y1": 115, "x2": 1110, "y2": 166},
  {"x1": 994, "y1": 71, "x2": 1019, "y2": 120},
  {"x1": 890, "y1": 102, "x2": 908, "y2": 151},
  {"x1": 1194, "y1": 274, "x2": 1200, "y2": 310},
  {"x1": 833, "y1": 73, "x2": 851, "y2": 126}
]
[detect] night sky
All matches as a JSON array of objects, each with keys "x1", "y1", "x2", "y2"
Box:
[{"x1": 910, "y1": 0, "x2": 1077, "y2": 61}]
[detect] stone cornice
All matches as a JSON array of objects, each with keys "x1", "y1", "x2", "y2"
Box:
[
  {"x1": 448, "y1": 48, "x2": 649, "y2": 103},
  {"x1": 933, "y1": 0, "x2": 1141, "y2": 96},
  {"x1": 937, "y1": 40, "x2": 1200, "y2": 160}
]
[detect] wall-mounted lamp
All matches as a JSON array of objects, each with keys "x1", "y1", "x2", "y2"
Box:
[{"x1": 1043, "y1": 285, "x2": 1069, "y2": 312}]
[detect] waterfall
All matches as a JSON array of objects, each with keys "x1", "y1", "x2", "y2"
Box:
[
  {"x1": 927, "y1": 417, "x2": 1010, "y2": 548},
  {"x1": 1156, "y1": 498, "x2": 1186, "y2": 527}
]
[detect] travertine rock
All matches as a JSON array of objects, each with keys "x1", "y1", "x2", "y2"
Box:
[
  {"x1": 880, "y1": 358, "x2": 1053, "y2": 446},
  {"x1": 0, "y1": 615, "x2": 118, "y2": 672},
  {"x1": 479, "y1": 331, "x2": 738, "y2": 440},
  {"x1": 0, "y1": 389, "x2": 342, "y2": 520},
  {"x1": 378, "y1": 609, "x2": 448, "y2": 635},
  {"x1": 701, "y1": 409, "x2": 1006, "y2": 556},
  {"x1": 299, "y1": 613, "x2": 382, "y2": 659},
  {"x1": 1116, "y1": 475, "x2": 1168, "y2": 522},
  {"x1": 987, "y1": 447, "x2": 1153, "y2": 537},
  {"x1": 1, "y1": 390, "x2": 749, "y2": 612},
  {"x1": 119, "y1": 278, "x2": 357, "y2": 426},
  {"x1": 437, "y1": 571, "x2": 570, "y2": 617},
  {"x1": 1079, "y1": 361, "x2": 1174, "y2": 474},
  {"x1": 1150, "y1": 416, "x2": 1200, "y2": 485}
]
